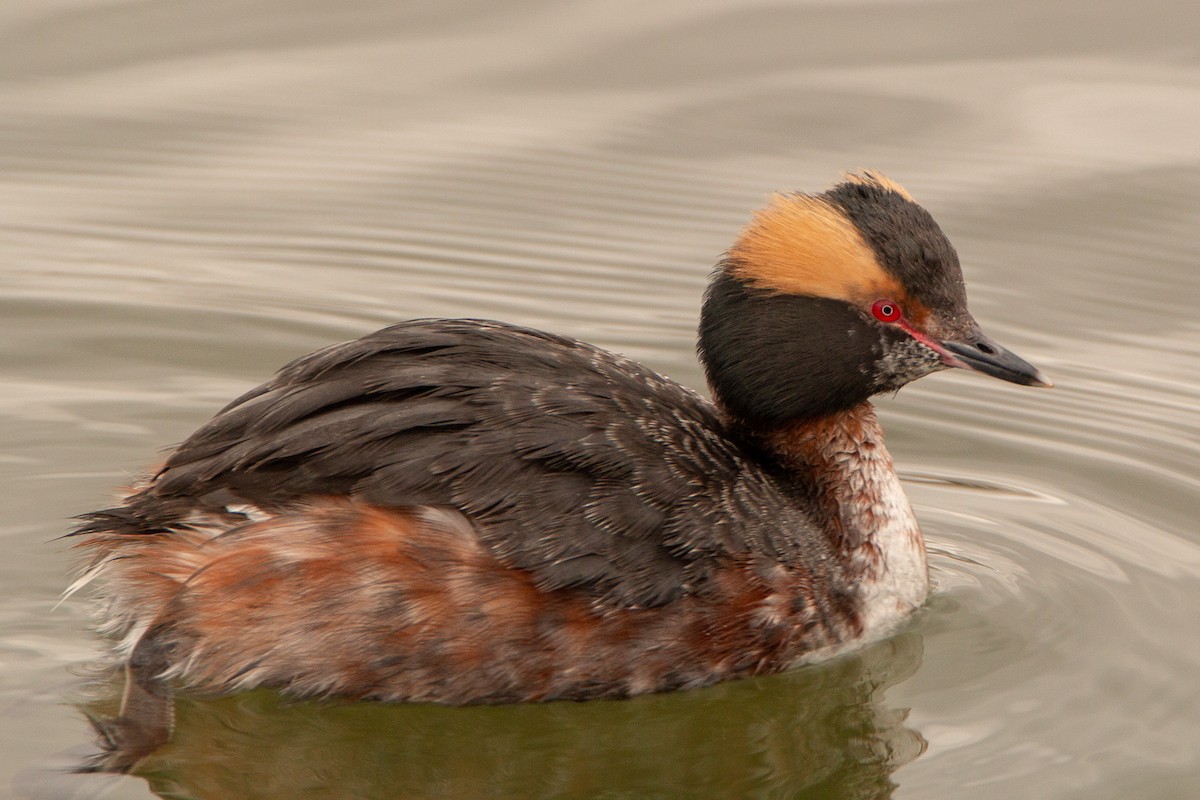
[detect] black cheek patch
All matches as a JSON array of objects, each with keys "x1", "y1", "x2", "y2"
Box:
[{"x1": 699, "y1": 272, "x2": 884, "y2": 424}]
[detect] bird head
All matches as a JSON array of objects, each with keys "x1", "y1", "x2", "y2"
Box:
[{"x1": 699, "y1": 171, "x2": 1050, "y2": 427}]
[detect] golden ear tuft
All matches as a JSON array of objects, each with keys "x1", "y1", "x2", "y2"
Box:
[
  {"x1": 841, "y1": 170, "x2": 915, "y2": 202},
  {"x1": 726, "y1": 192, "x2": 899, "y2": 302}
]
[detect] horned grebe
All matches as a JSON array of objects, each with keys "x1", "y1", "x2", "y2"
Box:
[{"x1": 72, "y1": 171, "x2": 1049, "y2": 765}]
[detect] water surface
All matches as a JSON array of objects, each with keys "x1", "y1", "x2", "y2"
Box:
[{"x1": 3, "y1": 1, "x2": 1199, "y2": 798}]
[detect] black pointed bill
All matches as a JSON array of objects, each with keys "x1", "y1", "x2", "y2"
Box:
[{"x1": 940, "y1": 332, "x2": 1053, "y2": 388}]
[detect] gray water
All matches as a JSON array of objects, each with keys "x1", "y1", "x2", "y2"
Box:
[{"x1": 3, "y1": 1, "x2": 1199, "y2": 798}]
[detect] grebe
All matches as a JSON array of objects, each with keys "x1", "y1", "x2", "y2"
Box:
[{"x1": 73, "y1": 171, "x2": 1048, "y2": 751}]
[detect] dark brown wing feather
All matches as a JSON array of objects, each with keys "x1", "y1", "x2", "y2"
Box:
[{"x1": 79, "y1": 320, "x2": 832, "y2": 607}]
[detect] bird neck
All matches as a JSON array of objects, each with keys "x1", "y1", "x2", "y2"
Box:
[{"x1": 746, "y1": 402, "x2": 930, "y2": 633}]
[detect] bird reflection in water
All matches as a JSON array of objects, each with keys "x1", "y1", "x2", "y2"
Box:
[{"x1": 77, "y1": 633, "x2": 925, "y2": 799}]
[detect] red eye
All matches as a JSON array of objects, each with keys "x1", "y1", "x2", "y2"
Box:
[{"x1": 872, "y1": 300, "x2": 902, "y2": 323}]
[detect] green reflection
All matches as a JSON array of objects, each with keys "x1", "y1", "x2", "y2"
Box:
[{"x1": 85, "y1": 633, "x2": 924, "y2": 799}]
